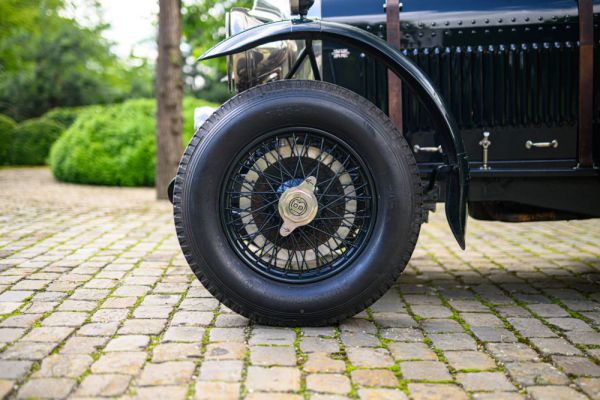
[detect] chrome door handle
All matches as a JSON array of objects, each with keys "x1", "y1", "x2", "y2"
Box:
[
  {"x1": 525, "y1": 140, "x2": 558, "y2": 149},
  {"x1": 413, "y1": 145, "x2": 442, "y2": 154}
]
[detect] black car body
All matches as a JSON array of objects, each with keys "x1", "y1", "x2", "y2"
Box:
[
  {"x1": 170, "y1": 0, "x2": 599, "y2": 325},
  {"x1": 216, "y1": 0, "x2": 600, "y2": 228}
]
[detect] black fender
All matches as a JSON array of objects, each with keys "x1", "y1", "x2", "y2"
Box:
[{"x1": 200, "y1": 19, "x2": 469, "y2": 249}]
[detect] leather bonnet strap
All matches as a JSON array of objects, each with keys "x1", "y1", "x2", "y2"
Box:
[
  {"x1": 386, "y1": 0, "x2": 403, "y2": 133},
  {"x1": 578, "y1": 0, "x2": 594, "y2": 168}
]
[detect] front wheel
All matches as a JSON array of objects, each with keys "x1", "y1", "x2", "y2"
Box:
[{"x1": 173, "y1": 80, "x2": 422, "y2": 326}]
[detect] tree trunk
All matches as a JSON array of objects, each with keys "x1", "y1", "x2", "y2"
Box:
[{"x1": 156, "y1": 0, "x2": 183, "y2": 200}]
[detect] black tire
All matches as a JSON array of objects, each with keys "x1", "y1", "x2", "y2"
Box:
[{"x1": 173, "y1": 80, "x2": 422, "y2": 326}]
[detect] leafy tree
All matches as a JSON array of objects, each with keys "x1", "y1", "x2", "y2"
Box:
[
  {"x1": 0, "y1": 0, "x2": 153, "y2": 121},
  {"x1": 0, "y1": 0, "x2": 59, "y2": 71}
]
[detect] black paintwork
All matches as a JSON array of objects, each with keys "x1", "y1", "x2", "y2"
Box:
[
  {"x1": 319, "y1": 0, "x2": 600, "y2": 219},
  {"x1": 200, "y1": 19, "x2": 469, "y2": 247},
  {"x1": 199, "y1": 0, "x2": 600, "y2": 244}
]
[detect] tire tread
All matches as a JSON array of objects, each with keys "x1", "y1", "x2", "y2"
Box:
[{"x1": 173, "y1": 80, "x2": 422, "y2": 326}]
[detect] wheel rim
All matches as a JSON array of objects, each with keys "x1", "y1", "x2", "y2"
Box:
[{"x1": 221, "y1": 128, "x2": 376, "y2": 283}]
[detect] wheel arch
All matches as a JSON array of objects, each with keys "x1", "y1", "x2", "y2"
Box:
[{"x1": 199, "y1": 19, "x2": 469, "y2": 249}]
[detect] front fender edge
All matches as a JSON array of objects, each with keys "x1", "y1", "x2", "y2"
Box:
[{"x1": 200, "y1": 19, "x2": 469, "y2": 249}]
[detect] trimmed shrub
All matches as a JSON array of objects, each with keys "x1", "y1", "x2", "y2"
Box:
[
  {"x1": 9, "y1": 118, "x2": 65, "y2": 165},
  {"x1": 43, "y1": 107, "x2": 82, "y2": 128},
  {"x1": 0, "y1": 114, "x2": 17, "y2": 164},
  {"x1": 49, "y1": 97, "x2": 217, "y2": 186}
]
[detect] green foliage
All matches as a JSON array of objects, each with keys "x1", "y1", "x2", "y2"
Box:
[
  {"x1": 0, "y1": 0, "x2": 243, "y2": 121},
  {"x1": 0, "y1": 0, "x2": 153, "y2": 121},
  {"x1": 0, "y1": 114, "x2": 17, "y2": 164},
  {"x1": 9, "y1": 118, "x2": 65, "y2": 165},
  {"x1": 49, "y1": 98, "x2": 217, "y2": 186},
  {"x1": 43, "y1": 107, "x2": 82, "y2": 128},
  {"x1": 195, "y1": 81, "x2": 235, "y2": 104},
  {"x1": 0, "y1": 0, "x2": 59, "y2": 71},
  {"x1": 49, "y1": 101, "x2": 154, "y2": 186}
]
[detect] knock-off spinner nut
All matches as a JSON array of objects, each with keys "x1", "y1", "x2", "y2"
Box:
[{"x1": 278, "y1": 176, "x2": 318, "y2": 237}]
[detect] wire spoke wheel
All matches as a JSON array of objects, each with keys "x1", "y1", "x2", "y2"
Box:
[
  {"x1": 221, "y1": 129, "x2": 376, "y2": 282},
  {"x1": 174, "y1": 80, "x2": 422, "y2": 325}
]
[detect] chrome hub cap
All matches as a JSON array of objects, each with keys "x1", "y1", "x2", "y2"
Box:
[{"x1": 278, "y1": 176, "x2": 318, "y2": 236}]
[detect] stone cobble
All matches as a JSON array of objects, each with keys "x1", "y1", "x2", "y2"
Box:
[{"x1": 0, "y1": 167, "x2": 599, "y2": 399}]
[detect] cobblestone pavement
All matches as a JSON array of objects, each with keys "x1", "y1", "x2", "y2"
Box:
[{"x1": 0, "y1": 167, "x2": 599, "y2": 400}]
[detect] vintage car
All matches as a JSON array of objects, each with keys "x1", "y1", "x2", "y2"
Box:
[{"x1": 170, "y1": 0, "x2": 600, "y2": 325}]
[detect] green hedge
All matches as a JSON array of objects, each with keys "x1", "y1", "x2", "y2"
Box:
[
  {"x1": 49, "y1": 97, "x2": 216, "y2": 186},
  {"x1": 9, "y1": 118, "x2": 65, "y2": 165},
  {"x1": 43, "y1": 107, "x2": 82, "y2": 128},
  {"x1": 0, "y1": 114, "x2": 17, "y2": 165}
]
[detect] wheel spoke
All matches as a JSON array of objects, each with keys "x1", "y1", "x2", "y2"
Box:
[
  {"x1": 226, "y1": 197, "x2": 279, "y2": 214},
  {"x1": 317, "y1": 154, "x2": 352, "y2": 202},
  {"x1": 223, "y1": 131, "x2": 374, "y2": 282}
]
